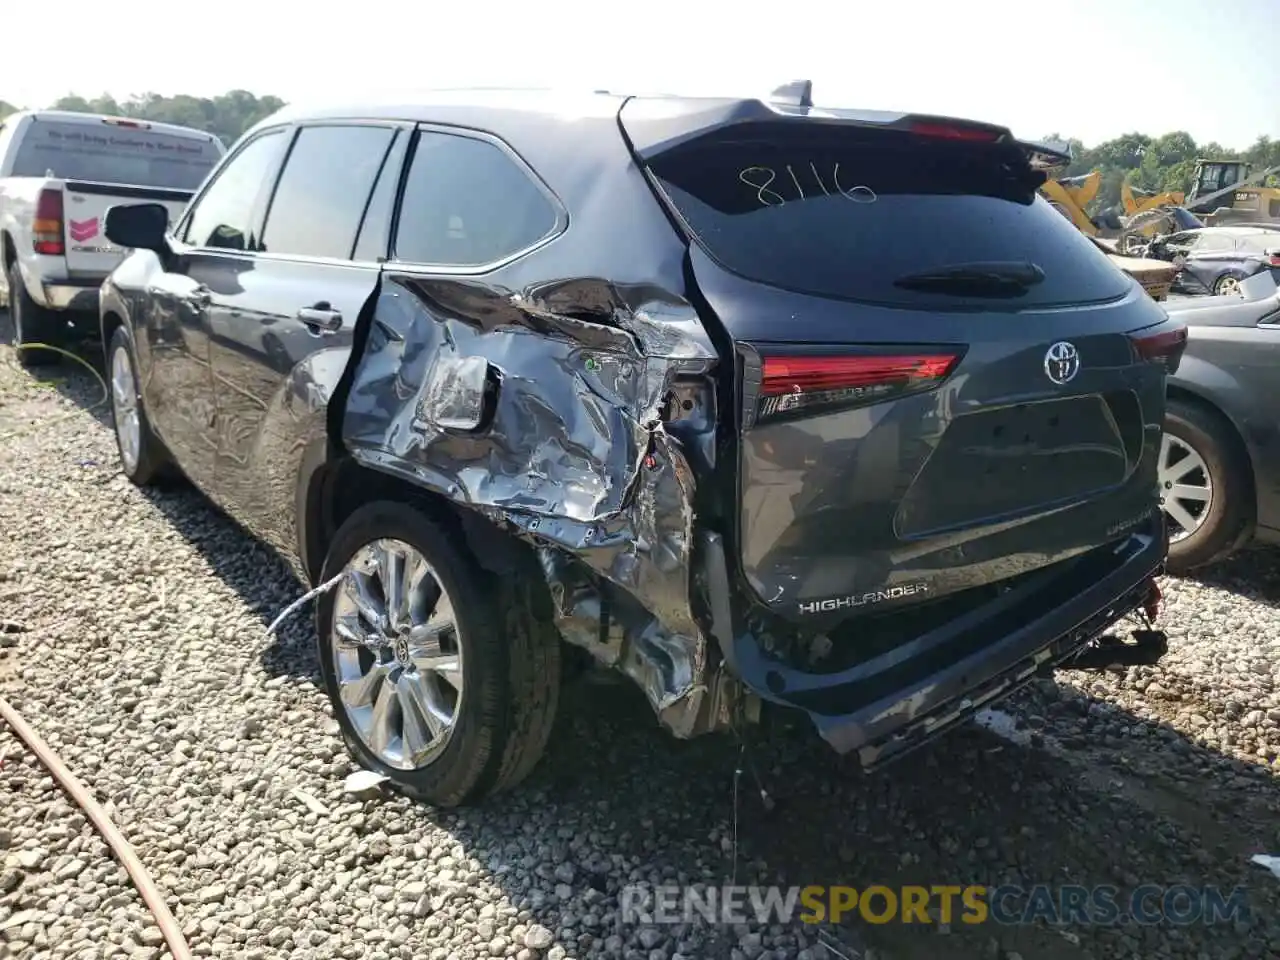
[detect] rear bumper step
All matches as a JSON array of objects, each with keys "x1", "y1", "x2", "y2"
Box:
[{"x1": 713, "y1": 515, "x2": 1167, "y2": 766}]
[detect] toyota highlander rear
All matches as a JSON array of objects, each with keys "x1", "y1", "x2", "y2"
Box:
[{"x1": 620, "y1": 93, "x2": 1185, "y2": 762}]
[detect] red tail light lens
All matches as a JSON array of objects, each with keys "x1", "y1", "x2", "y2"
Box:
[
  {"x1": 1130, "y1": 325, "x2": 1187, "y2": 373},
  {"x1": 758, "y1": 352, "x2": 962, "y2": 422},
  {"x1": 33, "y1": 188, "x2": 64, "y2": 256},
  {"x1": 907, "y1": 121, "x2": 1000, "y2": 143},
  {"x1": 1267, "y1": 254, "x2": 1280, "y2": 267}
]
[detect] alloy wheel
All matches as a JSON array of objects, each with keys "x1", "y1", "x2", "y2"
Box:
[
  {"x1": 1159, "y1": 433, "x2": 1212, "y2": 543},
  {"x1": 110, "y1": 345, "x2": 142, "y2": 474},
  {"x1": 1216, "y1": 276, "x2": 1241, "y2": 296},
  {"x1": 330, "y1": 539, "x2": 464, "y2": 770}
]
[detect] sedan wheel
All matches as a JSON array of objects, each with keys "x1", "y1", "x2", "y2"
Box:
[
  {"x1": 1158, "y1": 433, "x2": 1212, "y2": 543},
  {"x1": 1214, "y1": 274, "x2": 1242, "y2": 296},
  {"x1": 1161, "y1": 398, "x2": 1253, "y2": 575},
  {"x1": 330, "y1": 538, "x2": 464, "y2": 771}
]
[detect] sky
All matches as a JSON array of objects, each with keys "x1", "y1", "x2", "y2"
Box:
[{"x1": 3, "y1": 0, "x2": 1278, "y2": 150}]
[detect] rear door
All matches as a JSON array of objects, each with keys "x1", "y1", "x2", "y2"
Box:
[
  {"x1": 623, "y1": 106, "x2": 1180, "y2": 621},
  {"x1": 206, "y1": 121, "x2": 403, "y2": 541}
]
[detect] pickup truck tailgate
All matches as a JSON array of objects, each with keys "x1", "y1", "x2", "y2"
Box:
[{"x1": 62, "y1": 182, "x2": 192, "y2": 277}]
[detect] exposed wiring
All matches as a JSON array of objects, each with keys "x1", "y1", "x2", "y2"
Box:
[
  {"x1": 0, "y1": 695, "x2": 193, "y2": 960},
  {"x1": 0, "y1": 342, "x2": 110, "y2": 444}
]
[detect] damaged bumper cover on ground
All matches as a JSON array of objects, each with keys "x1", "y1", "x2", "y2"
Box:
[{"x1": 341, "y1": 275, "x2": 741, "y2": 738}]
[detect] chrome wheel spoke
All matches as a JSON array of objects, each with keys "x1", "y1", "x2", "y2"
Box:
[
  {"x1": 1165, "y1": 500, "x2": 1200, "y2": 535},
  {"x1": 334, "y1": 613, "x2": 368, "y2": 646},
  {"x1": 1170, "y1": 483, "x2": 1209, "y2": 502},
  {"x1": 339, "y1": 664, "x2": 387, "y2": 709},
  {"x1": 366, "y1": 682, "x2": 399, "y2": 757},
  {"x1": 397, "y1": 672, "x2": 442, "y2": 759},
  {"x1": 330, "y1": 538, "x2": 465, "y2": 771},
  {"x1": 342, "y1": 571, "x2": 385, "y2": 631},
  {"x1": 375, "y1": 541, "x2": 407, "y2": 631},
  {"x1": 1159, "y1": 433, "x2": 1213, "y2": 543}
]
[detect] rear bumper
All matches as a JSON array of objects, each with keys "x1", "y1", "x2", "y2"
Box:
[
  {"x1": 38, "y1": 278, "x2": 103, "y2": 313},
  {"x1": 721, "y1": 514, "x2": 1166, "y2": 766}
]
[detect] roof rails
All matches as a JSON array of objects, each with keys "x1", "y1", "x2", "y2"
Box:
[{"x1": 769, "y1": 80, "x2": 814, "y2": 108}]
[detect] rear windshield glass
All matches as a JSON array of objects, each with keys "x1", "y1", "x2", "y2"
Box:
[
  {"x1": 647, "y1": 127, "x2": 1132, "y2": 309},
  {"x1": 11, "y1": 120, "x2": 220, "y2": 191}
]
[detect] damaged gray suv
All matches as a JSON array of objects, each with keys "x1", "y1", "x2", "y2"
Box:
[{"x1": 98, "y1": 83, "x2": 1186, "y2": 806}]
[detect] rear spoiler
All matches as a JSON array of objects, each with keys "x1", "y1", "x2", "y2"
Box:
[{"x1": 619, "y1": 82, "x2": 1075, "y2": 173}]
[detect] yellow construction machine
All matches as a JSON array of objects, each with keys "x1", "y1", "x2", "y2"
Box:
[
  {"x1": 1037, "y1": 168, "x2": 1178, "y2": 300},
  {"x1": 1185, "y1": 158, "x2": 1280, "y2": 225}
]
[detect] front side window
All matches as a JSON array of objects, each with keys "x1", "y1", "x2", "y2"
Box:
[
  {"x1": 261, "y1": 124, "x2": 397, "y2": 260},
  {"x1": 393, "y1": 130, "x2": 558, "y2": 267},
  {"x1": 184, "y1": 130, "x2": 287, "y2": 251}
]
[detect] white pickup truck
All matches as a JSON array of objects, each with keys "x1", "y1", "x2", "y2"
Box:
[{"x1": 0, "y1": 110, "x2": 225, "y2": 366}]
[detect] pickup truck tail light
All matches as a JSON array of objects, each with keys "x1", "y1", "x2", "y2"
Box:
[
  {"x1": 757, "y1": 351, "x2": 963, "y2": 423},
  {"x1": 1130, "y1": 325, "x2": 1188, "y2": 373},
  {"x1": 33, "y1": 188, "x2": 65, "y2": 256}
]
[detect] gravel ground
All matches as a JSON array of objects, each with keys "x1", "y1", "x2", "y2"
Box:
[{"x1": 1, "y1": 317, "x2": 1279, "y2": 960}]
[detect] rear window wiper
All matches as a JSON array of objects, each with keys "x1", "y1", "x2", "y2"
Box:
[{"x1": 893, "y1": 261, "x2": 1046, "y2": 297}]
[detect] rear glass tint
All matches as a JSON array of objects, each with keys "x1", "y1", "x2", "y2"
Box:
[
  {"x1": 11, "y1": 119, "x2": 220, "y2": 191},
  {"x1": 647, "y1": 127, "x2": 1132, "y2": 309}
]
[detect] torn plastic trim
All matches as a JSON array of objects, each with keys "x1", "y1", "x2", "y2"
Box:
[{"x1": 340, "y1": 273, "x2": 747, "y2": 737}]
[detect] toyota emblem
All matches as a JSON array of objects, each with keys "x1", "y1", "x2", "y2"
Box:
[{"x1": 1043, "y1": 341, "x2": 1080, "y2": 385}]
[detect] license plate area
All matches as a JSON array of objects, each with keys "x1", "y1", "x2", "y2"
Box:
[{"x1": 897, "y1": 396, "x2": 1130, "y2": 536}]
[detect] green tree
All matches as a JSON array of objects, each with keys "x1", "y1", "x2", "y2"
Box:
[{"x1": 45, "y1": 89, "x2": 284, "y2": 144}]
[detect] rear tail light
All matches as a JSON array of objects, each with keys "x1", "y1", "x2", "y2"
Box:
[
  {"x1": 1130, "y1": 325, "x2": 1187, "y2": 373},
  {"x1": 33, "y1": 188, "x2": 64, "y2": 256},
  {"x1": 1267, "y1": 254, "x2": 1280, "y2": 267},
  {"x1": 756, "y1": 351, "x2": 963, "y2": 423}
]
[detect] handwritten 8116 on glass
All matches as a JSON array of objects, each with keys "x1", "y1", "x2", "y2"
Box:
[{"x1": 738, "y1": 163, "x2": 877, "y2": 208}]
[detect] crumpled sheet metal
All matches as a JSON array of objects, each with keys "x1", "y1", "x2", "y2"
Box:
[{"x1": 341, "y1": 275, "x2": 719, "y2": 733}]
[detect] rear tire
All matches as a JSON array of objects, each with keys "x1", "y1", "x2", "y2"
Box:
[
  {"x1": 7, "y1": 261, "x2": 62, "y2": 368},
  {"x1": 1161, "y1": 398, "x2": 1253, "y2": 575},
  {"x1": 316, "y1": 501, "x2": 561, "y2": 807},
  {"x1": 107, "y1": 326, "x2": 170, "y2": 486}
]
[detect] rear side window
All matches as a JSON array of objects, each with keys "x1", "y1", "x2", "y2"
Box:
[
  {"x1": 262, "y1": 124, "x2": 397, "y2": 260},
  {"x1": 11, "y1": 119, "x2": 220, "y2": 190},
  {"x1": 647, "y1": 127, "x2": 1133, "y2": 309},
  {"x1": 393, "y1": 130, "x2": 558, "y2": 267},
  {"x1": 184, "y1": 130, "x2": 286, "y2": 251}
]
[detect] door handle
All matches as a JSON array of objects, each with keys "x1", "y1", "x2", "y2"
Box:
[{"x1": 297, "y1": 306, "x2": 343, "y2": 333}]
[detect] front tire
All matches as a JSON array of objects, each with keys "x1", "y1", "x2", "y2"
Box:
[
  {"x1": 1161, "y1": 399, "x2": 1253, "y2": 574},
  {"x1": 107, "y1": 326, "x2": 170, "y2": 486},
  {"x1": 7, "y1": 261, "x2": 62, "y2": 369},
  {"x1": 316, "y1": 501, "x2": 561, "y2": 807},
  {"x1": 1213, "y1": 272, "x2": 1245, "y2": 297}
]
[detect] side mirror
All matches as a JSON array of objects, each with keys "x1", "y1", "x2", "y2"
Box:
[{"x1": 104, "y1": 203, "x2": 170, "y2": 256}]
